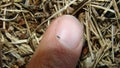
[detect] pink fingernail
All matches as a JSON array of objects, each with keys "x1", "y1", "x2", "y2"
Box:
[{"x1": 55, "y1": 15, "x2": 84, "y2": 49}]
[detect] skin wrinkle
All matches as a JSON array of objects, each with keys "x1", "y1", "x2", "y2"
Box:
[{"x1": 26, "y1": 15, "x2": 84, "y2": 68}]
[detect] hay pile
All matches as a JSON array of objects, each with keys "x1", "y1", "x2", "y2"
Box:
[{"x1": 0, "y1": 0, "x2": 120, "y2": 68}]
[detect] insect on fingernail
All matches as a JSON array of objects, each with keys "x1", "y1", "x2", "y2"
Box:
[{"x1": 56, "y1": 35, "x2": 60, "y2": 39}]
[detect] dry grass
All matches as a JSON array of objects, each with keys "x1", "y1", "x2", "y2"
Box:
[{"x1": 0, "y1": 0, "x2": 120, "y2": 68}]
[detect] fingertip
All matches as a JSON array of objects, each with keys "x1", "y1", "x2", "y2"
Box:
[{"x1": 54, "y1": 15, "x2": 84, "y2": 49}]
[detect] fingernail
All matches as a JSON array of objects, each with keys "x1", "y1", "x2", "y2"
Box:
[{"x1": 55, "y1": 15, "x2": 84, "y2": 49}]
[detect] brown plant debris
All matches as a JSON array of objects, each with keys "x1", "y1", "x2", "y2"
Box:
[{"x1": 0, "y1": 0, "x2": 120, "y2": 68}]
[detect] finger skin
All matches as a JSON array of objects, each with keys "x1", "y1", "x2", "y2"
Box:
[{"x1": 26, "y1": 15, "x2": 84, "y2": 68}]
